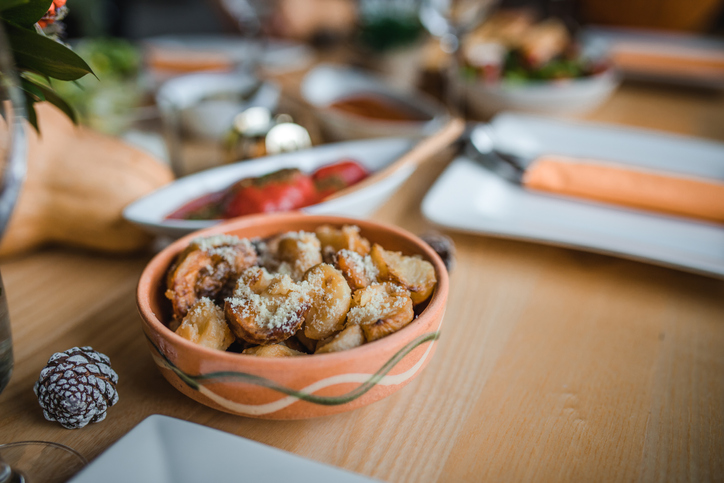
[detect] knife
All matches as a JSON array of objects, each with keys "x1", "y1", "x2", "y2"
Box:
[{"x1": 468, "y1": 125, "x2": 724, "y2": 225}]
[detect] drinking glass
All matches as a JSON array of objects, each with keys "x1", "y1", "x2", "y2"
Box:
[
  {"x1": 0, "y1": 21, "x2": 88, "y2": 483},
  {"x1": 0, "y1": 442, "x2": 87, "y2": 483},
  {"x1": 418, "y1": 0, "x2": 498, "y2": 113},
  {"x1": 0, "y1": 19, "x2": 26, "y2": 397},
  {"x1": 0, "y1": 274, "x2": 12, "y2": 395}
]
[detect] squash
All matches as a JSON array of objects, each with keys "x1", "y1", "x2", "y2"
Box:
[{"x1": 0, "y1": 102, "x2": 174, "y2": 257}]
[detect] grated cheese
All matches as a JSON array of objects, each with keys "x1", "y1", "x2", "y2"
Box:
[
  {"x1": 227, "y1": 268, "x2": 321, "y2": 330},
  {"x1": 278, "y1": 231, "x2": 322, "y2": 280},
  {"x1": 347, "y1": 282, "x2": 407, "y2": 326},
  {"x1": 338, "y1": 249, "x2": 379, "y2": 282},
  {"x1": 192, "y1": 234, "x2": 242, "y2": 251}
]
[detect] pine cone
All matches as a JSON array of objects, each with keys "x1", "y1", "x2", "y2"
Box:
[{"x1": 33, "y1": 346, "x2": 119, "y2": 430}]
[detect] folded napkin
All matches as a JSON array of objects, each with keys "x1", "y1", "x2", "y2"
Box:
[
  {"x1": 611, "y1": 43, "x2": 724, "y2": 81},
  {"x1": 145, "y1": 47, "x2": 234, "y2": 73},
  {"x1": 523, "y1": 155, "x2": 724, "y2": 224}
]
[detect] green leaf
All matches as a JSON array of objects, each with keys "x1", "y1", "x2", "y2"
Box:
[
  {"x1": 0, "y1": 0, "x2": 31, "y2": 13},
  {"x1": 1, "y1": 0, "x2": 52, "y2": 26},
  {"x1": 23, "y1": 90, "x2": 39, "y2": 133},
  {"x1": 6, "y1": 22, "x2": 95, "y2": 81},
  {"x1": 20, "y1": 77, "x2": 45, "y2": 101},
  {"x1": 32, "y1": 81, "x2": 77, "y2": 124},
  {"x1": 21, "y1": 70, "x2": 51, "y2": 85}
]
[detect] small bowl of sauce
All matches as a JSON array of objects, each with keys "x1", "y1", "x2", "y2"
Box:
[
  {"x1": 302, "y1": 64, "x2": 449, "y2": 141},
  {"x1": 328, "y1": 94, "x2": 432, "y2": 123}
]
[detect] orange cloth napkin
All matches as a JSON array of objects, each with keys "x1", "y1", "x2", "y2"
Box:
[
  {"x1": 523, "y1": 156, "x2": 724, "y2": 224},
  {"x1": 611, "y1": 44, "x2": 724, "y2": 82},
  {"x1": 145, "y1": 47, "x2": 234, "y2": 73}
]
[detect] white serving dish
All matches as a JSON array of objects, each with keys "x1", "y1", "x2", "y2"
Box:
[
  {"x1": 144, "y1": 35, "x2": 315, "y2": 75},
  {"x1": 69, "y1": 415, "x2": 377, "y2": 483},
  {"x1": 301, "y1": 63, "x2": 450, "y2": 141},
  {"x1": 422, "y1": 113, "x2": 724, "y2": 279},
  {"x1": 582, "y1": 27, "x2": 724, "y2": 89},
  {"x1": 156, "y1": 71, "x2": 281, "y2": 141},
  {"x1": 124, "y1": 137, "x2": 416, "y2": 238},
  {"x1": 460, "y1": 69, "x2": 619, "y2": 118}
]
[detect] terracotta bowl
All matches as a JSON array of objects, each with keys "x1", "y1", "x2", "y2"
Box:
[{"x1": 137, "y1": 213, "x2": 449, "y2": 419}]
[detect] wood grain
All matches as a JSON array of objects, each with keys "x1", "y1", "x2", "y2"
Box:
[{"x1": 1, "y1": 82, "x2": 723, "y2": 482}]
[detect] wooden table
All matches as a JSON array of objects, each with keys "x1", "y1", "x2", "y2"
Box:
[{"x1": 1, "y1": 81, "x2": 723, "y2": 482}]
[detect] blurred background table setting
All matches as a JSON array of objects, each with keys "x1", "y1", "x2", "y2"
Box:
[{"x1": 0, "y1": 0, "x2": 723, "y2": 481}]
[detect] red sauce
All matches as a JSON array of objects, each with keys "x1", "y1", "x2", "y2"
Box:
[
  {"x1": 165, "y1": 191, "x2": 226, "y2": 220},
  {"x1": 329, "y1": 95, "x2": 431, "y2": 122}
]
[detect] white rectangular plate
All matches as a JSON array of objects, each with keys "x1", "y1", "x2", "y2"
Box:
[
  {"x1": 70, "y1": 415, "x2": 378, "y2": 483},
  {"x1": 582, "y1": 27, "x2": 724, "y2": 89},
  {"x1": 422, "y1": 114, "x2": 724, "y2": 279}
]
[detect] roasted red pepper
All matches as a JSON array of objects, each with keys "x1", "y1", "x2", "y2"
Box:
[
  {"x1": 222, "y1": 168, "x2": 318, "y2": 217},
  {"x1": 165, "y1": 160, "x2": 369, "y2": 221},
  {"x1": 312, "y1": 159, "x2": 369, "y2": 199}
]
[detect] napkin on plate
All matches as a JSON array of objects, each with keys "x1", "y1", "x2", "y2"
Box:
[
  {"x1": 610, "y1": 43, "x2": 724, "y2": 83},
  {"x1": 523, "y1": 155, "x2": 724, "y2": 224}
]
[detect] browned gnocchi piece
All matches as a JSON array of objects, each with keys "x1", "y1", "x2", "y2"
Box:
[
  {"x1": 224, "y1": 267, "x2": 312, "y2": 345},
  {"x1": 165, "y1": 235, "x2": 258, "y2": 320},
  {"x1": 243, "y1": 344, "x2": 305, "y2": 357},
  {"x1": 346, "y1": 282, "x2": 414, "y2": 342},
  {"x1": 277, "y1": 231, "x2": 322, "y2": 280},
  {"x1": 315, "y1": 325, "x2": 365, "y2": 354},
  {"x1": 293, "y1": 329, "x2": 317, "y2": 353},
  {"x1": 280, "y1": 335, "x2": 312, "y2": 354},
  {"x1": 302, "y1": 263, "x2": 352, "y2": 340},
  {"x1": 334, "y1": 249, "x2": 379, "y2": 291},
  {"x1": 175, "y1": 298, "x2": 235, "y2": 351},
  {"x1": 370, "y1": 244, "x2": 437, "y2": 305},
  {"x1": 316, "y1": 224, "x2": 371, "y2": 263}
]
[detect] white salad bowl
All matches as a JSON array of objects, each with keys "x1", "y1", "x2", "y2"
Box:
[{"x1": 460, "y1": 67, "x2": 619, "y2": 118}]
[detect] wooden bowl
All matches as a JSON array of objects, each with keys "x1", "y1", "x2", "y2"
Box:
[{"x1": 136, "y1": 213, "x2": 449, "y2": 419}]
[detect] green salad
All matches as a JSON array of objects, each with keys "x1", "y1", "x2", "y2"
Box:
[{"x1": 463, "y1": 47, "x2": 607, "y2": 84}]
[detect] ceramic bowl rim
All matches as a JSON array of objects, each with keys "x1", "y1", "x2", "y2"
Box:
[{"x1": 137, "y1": 212, "x2": 450, "y2": 367}]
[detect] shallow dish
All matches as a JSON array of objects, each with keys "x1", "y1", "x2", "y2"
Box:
[
  {"x1": 136, "y1": 213, "x2": 449, "y2": 419},
  {"x1": 70, "y1": 415, "x2": 377, "y2": 482},
  {"x1": 144, "y1": 35, "x2": 315, "y2": 79},
  {"x1": 123, "y1": 137, "x2": 415, "y2": 238},
  {"x1": 460, "y1": 68, "x2": 618, "y2": 118},
  {"x1": 582, "y1": 27, "x2": 724, "y2": 89},
  {"x1": 422, "y1": 113, "x2": 724, "y2": 278},
  {"x1": 301, "y1": 63, "x2": 449, "y2": 140}
]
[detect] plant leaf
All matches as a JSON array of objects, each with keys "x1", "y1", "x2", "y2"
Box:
[
  {"x1": 1, "y1": 0, "x2": 52, "y2": 26},
  {"x1": 21, "y1": 69, "x2": 51, "y2": 85},
  {"x1": 6, "y1": 22, "x2": 95, "y2": 81},
  {"x1": 23, "y1": 90, "x2": 39, "y2": 133},
  {"x1": 32, "y1": 81, "x2": 77, "y2": 124},
  {"x1": 20, "y1": 77, "x2": 45, "y2": 101},
  {"x1": 0, "y1": 0, "x2": 31, "y2": 13}
]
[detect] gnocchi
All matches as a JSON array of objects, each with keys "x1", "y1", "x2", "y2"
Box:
[{"x1": 163, "y1": 225, "x2": 437, "y2": 356}]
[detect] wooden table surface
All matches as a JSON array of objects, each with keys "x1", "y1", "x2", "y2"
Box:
[{"x1": 1, "y1": 81, "x2": 723, "y2": 482}]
